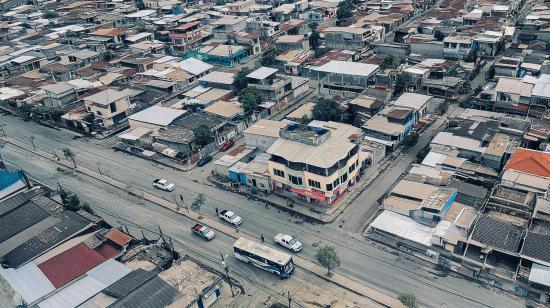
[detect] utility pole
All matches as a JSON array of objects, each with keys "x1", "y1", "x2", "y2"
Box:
[
  {"x1": 0, "y1": 123, "x2": 6, "y2": 138},
  {"x1": 0, "y1": 139, "x2": 6, "y2": 171},
  {"x1": 287, "y1": 291, "x2": 292, "y2": 308},
  {"x1": 221, "y1": 253, "x2": 235, "y2": 297}
]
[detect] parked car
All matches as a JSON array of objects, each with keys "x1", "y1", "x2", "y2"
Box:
[
  {"x1": 192, "y1": 223, "x2": 215, "y2": 240},
  {"x1": 274, "y1": 233, "x2": 302, "y2": 252},
  {"x1": 152, "y1": 179, "x2": 175, "y2": 192},
  {"x1": 219, "y1": 139, "x2": 235, "y2": 152},
  {"x1": 197, "y1": 155, "x2": 212, "y2": 167},
  {"x1": 219, "y1": 209, "x2": 242, "y2": 226}
]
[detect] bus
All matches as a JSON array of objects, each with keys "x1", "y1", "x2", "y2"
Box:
[{"x1": 233, "y1": 237, "x2": 295, "y2": 278}]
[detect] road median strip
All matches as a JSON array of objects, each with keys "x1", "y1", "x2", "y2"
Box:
[{"x1": 5, "y1": 136, "x2": 403, "y2": 308}]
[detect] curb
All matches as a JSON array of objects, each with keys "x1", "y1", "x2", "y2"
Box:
[
  {"x1": 4, "y1": 136, "x2": 403, "y2": 308},
  {"x1": 207, "y1": 177, "x2": 331, "y2": 224}
]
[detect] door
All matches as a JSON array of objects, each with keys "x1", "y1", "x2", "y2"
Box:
[{"x1": 252, "y1": 179, "x2": 257, "y2": 187}]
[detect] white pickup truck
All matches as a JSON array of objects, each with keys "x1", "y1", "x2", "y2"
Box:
[
  {"x1": 274, "y1": 233, "x2": 302, "y2": 252},
  {"x1": 219, "y1": 210, "x2": 242, "y2": 226}
]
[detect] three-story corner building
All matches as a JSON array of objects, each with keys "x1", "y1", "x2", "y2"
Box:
[{"x1": 266, "y1": 121, "x2": 364, "y2": 205}]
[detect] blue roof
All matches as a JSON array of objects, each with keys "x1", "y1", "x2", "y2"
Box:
[{"x1": 0, "y1": 170, "x2": 24, "y2": 191}]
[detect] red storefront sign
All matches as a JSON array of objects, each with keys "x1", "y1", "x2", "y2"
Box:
[{"x1": 290, "y1": 187, "x2": 327, "y2": 201}]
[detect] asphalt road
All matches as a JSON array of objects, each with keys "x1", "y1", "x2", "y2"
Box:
[{"x1": 0, "y1": 113, "x2": 526, "y2": 308}]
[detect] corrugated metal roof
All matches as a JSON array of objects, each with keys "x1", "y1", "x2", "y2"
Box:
[
  {"x1": 529, "y1": 263, "x2": 550, "y2": 287},
  {"x1": 0, "y1": 202, "x2": 49, "y2": 243},
  {"x1": 103, "y1": 269, "x2": 156, "y2": 299},
  {"x1": 370, "y1": 210, "x2": 434, "y2": 246},
  {"x1": 0, "y1": 262, "x2": 55, "y2": 304},
  {"x1": 4, "y1": 211, "x2": 93, "y2": 268},
  {"x1": 87, "y1": 259, "x2": 131, "y2": 286},
  {"x1": 178, "y1": 57, "x2": 212, "y2": 76},
  {"x1": 246, "y1": 66, "x2": 278, "y2": 80},
  {"x1": 38, "y1": 243, "x2": 106, "y2": 288},
  {"x1": 38, "y1": 276, "x2": 106, "y2": 308},
  {"x1": 107, "y1": 276, "x2": 178, "y2": 308}
]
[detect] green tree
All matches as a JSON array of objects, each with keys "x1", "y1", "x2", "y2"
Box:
[
  {"x1": 474, "y1": 84, "x2": 483, "y2": 95},
  {"x1": 398, "y1": 293, "x2": 418, "y2": 308},
  {"x1": 215, "y1": 0, "x2": 226, "y2": 5},
  {"x1": 19, "y1": 103, "x2": 33, "y2": 119},
  {"x1": 83, "y1": 113, "x2": 96, "y2": 133},
  {"x1": 336, "y1": 0, "x2": 354, "y2": 20},
  {"x1": 309, "y1": 22, "x2": 320, "y2": 50},
  {"x1": 416, "y1": 145, "x2": 430, "y2": 162},
  {"x1": 193, "y1": 124, "x2": 214, "y2": 148},
  {"x1": 464, "y1": 49, "x2": 477, "y2": 63},
  {"x1": 315, "y1": 245, "x2": 341, "y2": 275},
  {"x1": 261, "y1": 49, "x2": 277, "y2": 66},
  {"x1": 394, "y1": 72, "x2": 414, "y2": 95},
  {"x1": 44, "y1": 10, "x2": 58, "y2": 19},
  {"x1": 486, "y1": 65, "x2": 495, "y2": 80},
  {"x1": 447, "y1": 67, "x2": 459, "y2": 77},
  {"x1": 436, "y1": 101, "x2": 449, "y2": 115},
  {"x1": 62, "y1": 148, "x2": 77, "y2": 168},
  {"x1": 45, "y1": 107, "x2": 64, "y2": 122},
  {"x1": 434, "y1": 30, "x2": 444, "y2": 41},
  {"x1": 59, "y1": 188, "x2": 94, "y2": 213},
  {"x1": 381, "y1": 54, "x2": 400, "y2": 70},
  {"x1": 404, "y1": 132, "x2": 419, "y2": 146},
  {"x1": 191, "y1": 193, "x2": 206, "y2": 216},
  {"x1": 235, "y1": 67, "x2": 252, "y2": 93},
  {"x1": 238, "y1": 88, "x2": 262, "y2": 116},
  {"x1": 312, "y1": 97, "x2": 342, "y2": 122}
]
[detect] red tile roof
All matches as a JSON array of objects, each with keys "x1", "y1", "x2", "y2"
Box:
[
  {"x1": 104, "y1": 229, "x2": 132, "y2": 246},
  {"x1": 38, "y1": 243, "x2": 106, "y2": 288},
  {"x1": 505, "y1": 148, "x2": 550, "y2": 178}
]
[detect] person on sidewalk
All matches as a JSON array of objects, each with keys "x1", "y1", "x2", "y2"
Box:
[
  {"x1": 215, "y1": 207, "x2": 219, "y2": 215},
  {"x1": 235, "y1": 225, "x2": 239, "y2": 233},
  {"x1": 261, "y1": 234, "x2": 264, "y2": 242}
]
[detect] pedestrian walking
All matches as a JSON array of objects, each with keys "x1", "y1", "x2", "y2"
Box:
[
  {"x1": 261, "y1": 234, "x2": 264, "y2": 242},
  {"x1": 235, "y1": 225, "x2": 239, "y2": 233},
  {"x1": 264, "y1": 202, "x2": 269, "y2": 209},
  {"x1": 215, "y1": 207, "x2": 219, "y2": 215},
  {"x1": 180, "y1": 194, "x2": 183, "y2": 202}
]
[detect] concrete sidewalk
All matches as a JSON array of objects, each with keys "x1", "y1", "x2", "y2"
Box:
[{"x1": 4, "y1": 136, "x2": 403, "y2": 308}]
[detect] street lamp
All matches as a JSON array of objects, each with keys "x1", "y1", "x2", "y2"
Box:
[{"x1": 220, "y1": 253, "x2": 235, "y2": 297}]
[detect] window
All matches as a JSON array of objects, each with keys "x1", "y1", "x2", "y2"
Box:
[
  {"x1": 110, "y1": 102, "x2": 117, "y2": 113},
  {"x1": 308, "y1": 179, "x2": 321, "y2": 189},
  {"x1": 326, "y1": 183, "x2": 333, "y2": 191},
  {"x1": 333, "y1": 178, "x2": 340, "y2": 188},
  {"x1": 341, "y1": 173, "x2": 348, "y2": 183},
  {"x1": 273, "y1": 169, "x2": 285, "y2": 178},
  {"x1": 96, "y1": 111, "x2": 103, "y2": 116},
  {"x1": 349, "y1": 162, "x2": 356, "y2": 173},
  {"x1": 289, "y1": 175, "x2": 303, "y2": 186}
]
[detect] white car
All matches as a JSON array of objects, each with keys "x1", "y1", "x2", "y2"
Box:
[
  {"x1": 274, "y1": 233, "x2": 302, "y2": 252},
  {"x1": 152, "y1": 178, "x2": 175, "y2": 192},
  {"x1": 219, "y1": 210, "x2": 243, "y2": 226}
]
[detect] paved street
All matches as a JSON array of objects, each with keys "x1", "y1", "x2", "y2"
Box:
[{"x1": 0, "y1": 113, "x2": 526, "y2": 308}]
